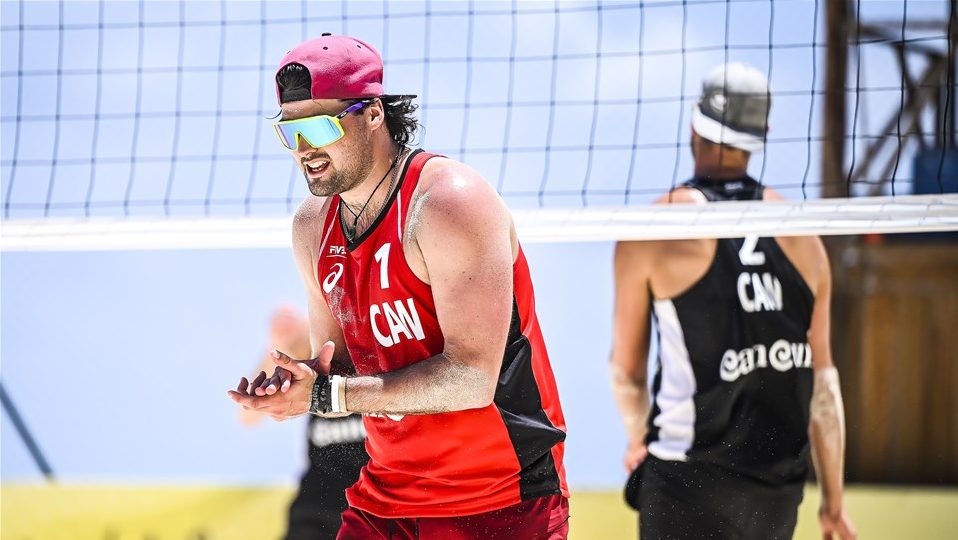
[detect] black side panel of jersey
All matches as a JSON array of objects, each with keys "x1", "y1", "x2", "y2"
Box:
[
  {"x1": 494, "y1": 299, "x2": 565, "y2": 501},
  {"x1": 645, "y1": 313, "x2": 665, "y2": 447},
  {"x1": 654, "y1": 176, "x2": 816, "y2": 485}
]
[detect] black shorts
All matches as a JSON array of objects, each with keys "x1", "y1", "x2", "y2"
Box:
[
  {"x1": 624, "y1": 455, "x2": 804, "y2": 540},
  {"x1": 284, "y1": 416, "x2": 369, "y2": 540}
]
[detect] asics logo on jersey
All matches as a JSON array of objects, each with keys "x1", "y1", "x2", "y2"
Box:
[
  {"x1": 323, "y1": 263, "x2": 345, "y2": 293},
  {"x1": 737, "y1": 271, "x2": 783, "y2": 312},
  {"x1": 720, "y1": 339, "x2": 812, "y2": 382},
  {"x1": 370, "y1": 298, "x2": 426, "y2": 348}
]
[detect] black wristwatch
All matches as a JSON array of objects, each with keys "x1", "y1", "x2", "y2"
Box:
[{"x1": 310, "y1": 376, "x2": 333, "y2": 415}]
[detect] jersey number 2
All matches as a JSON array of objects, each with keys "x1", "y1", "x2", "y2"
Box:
[{"x1": 738, "y1": 235, "x2": 766, "y2": 266}]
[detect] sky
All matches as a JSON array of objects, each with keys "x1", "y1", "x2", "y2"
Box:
[{"x1": 1, "y1": 0, "x2": 954, "y2": 489}]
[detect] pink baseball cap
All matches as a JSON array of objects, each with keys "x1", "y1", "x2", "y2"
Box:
[{"x1": 275, "y1": 33, "x2": 415, "y2": 104}]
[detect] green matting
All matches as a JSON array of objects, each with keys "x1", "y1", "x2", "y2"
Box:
[{"x1": 2, "y1": 484, "x2": 956, "y2": 539}]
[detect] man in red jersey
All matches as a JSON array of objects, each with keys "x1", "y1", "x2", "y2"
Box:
[{"x1": 228, "y1": 33, "x2": 569, "y2": 539}]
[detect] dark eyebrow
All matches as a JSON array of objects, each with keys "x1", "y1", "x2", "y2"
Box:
[{"x1": 279, "y1": 102, "x2": 346, "y2": 122}]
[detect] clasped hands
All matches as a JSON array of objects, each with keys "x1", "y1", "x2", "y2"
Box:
[{"x1": 227, "y1": 341, "x2": 339, "y2": 420}]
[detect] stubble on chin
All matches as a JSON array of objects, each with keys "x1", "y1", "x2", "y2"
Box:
[
  {"x1": 305, "y1": 168, "x2": 349, "y2": 197},
  {"x1": 304, "y1": 146, "x2": 375, "y2": 198}
]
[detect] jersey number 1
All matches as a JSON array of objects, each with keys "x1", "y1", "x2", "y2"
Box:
[{"x1": 375, "y1": 243, "x2": 391, "y2": 289}]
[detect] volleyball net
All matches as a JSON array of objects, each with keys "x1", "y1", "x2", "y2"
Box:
[{"x1": 1, "y1": 0, "x2": 956, "y2": 250}]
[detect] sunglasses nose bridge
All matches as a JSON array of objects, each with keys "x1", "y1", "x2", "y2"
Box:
[
  {"x1": 293, "y1": 130, "x2": 322, "y2": 153},
  {"x1": 294, "y1": 132, "x2": 311, "y2": 152}
]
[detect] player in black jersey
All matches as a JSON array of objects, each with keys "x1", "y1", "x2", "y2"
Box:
[
  {"x1": 611, "y1": 63, "x2": 856, "y2": 540},
  {"x1": 240, "y1": 306, "x2": 368, "y2": 540}
]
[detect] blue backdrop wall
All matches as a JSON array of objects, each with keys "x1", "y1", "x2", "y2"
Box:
[{"x1": 1, "y1": 242, "x2": 629, "y2": 489}]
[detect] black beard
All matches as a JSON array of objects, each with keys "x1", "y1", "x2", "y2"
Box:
[
  {"x1": 306, "y1": 167, "x2": 356, "y2": 197},
  {"x1": 304, "y1": 134, "x2": 375, "y2": 197}
]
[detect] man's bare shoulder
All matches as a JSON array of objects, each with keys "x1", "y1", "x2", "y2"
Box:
[
  {"x1": 412, "y1": 157, "x2": 508, "y2": 228},
  {"x1": 401, "y1": 157, "x2": 514, "y2": 281},
  {"x1": 762, "y1": 186, "x2": 786, "y2": 202},
  {"x1": 417, "y1": 156, "x2": 499, "y2": 202},
  {"x1": 626, "y1": 187, "x2": 711, "y2": 255},
  {"x1": 761, "y1": 187, "x2": 829, "y2": 291},
  {"x1": 292, "y1": 196, "x2": 333, "y2": 245},
  {"x1": 615, "y1": 238, "x2": 661, "y2": 266}
]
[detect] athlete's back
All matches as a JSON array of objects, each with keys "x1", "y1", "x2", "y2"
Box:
[
  {"x1": 611, "y1": 61, "x2": 855, "y2": 539},
  {"x1": 646, "y1": 176, "x2": 819, "y2": 484}
]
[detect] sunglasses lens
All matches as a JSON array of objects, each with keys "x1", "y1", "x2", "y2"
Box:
[
  {"x1": 274, "y1": 124, "x2": 297, "y2": 150},
  {"x1": 275, "y1": 116, "x2": 344, "y2": 150}
]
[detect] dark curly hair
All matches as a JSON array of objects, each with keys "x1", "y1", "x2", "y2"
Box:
[
  {"x1": 377, "y1": 96, "x2": 419, "y2": 147},
  {"x1": 276, "y1": 62, "x2": 420, "y2": 147}
]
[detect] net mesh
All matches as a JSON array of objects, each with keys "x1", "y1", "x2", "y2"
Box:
[{"x1": 1, "y1": 0, "x2": 956, "y2": 247}]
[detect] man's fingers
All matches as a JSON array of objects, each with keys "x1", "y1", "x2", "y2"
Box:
[
  {"x1": 255, "y1": 370, "x2": 279, "y2": 396},
  {"x1": 228, "y1": 389, "x2": 282, "y2": 413},
  {"x1": 286, "y1": 359, "x2": 314, "y2": 381},
  {"x1": 228, "y1": 390, "x2": 260, "y2": 409},
  {"x1": 269, "y1": 349, "x2": 295, "y2": 365},
  {"x1": 262, "y1": 377, "x2": 278, "y2": 395},
  {"x1": 263, "y1": 368, "x2": 291, "y2": 396},
  {"x1": 251, "y1": 370, "x2": 269, "y2": 396},
  {"x1": 316, "y1": 341, "x2": 335, "y2": 374},
  {"x1": 271, "y1": 350, "x2": 315, "y2": 381},
  {"x1": 623, "y1": 442, "x2": 648, "y2": 472},
  {"x1": 275, "y1": 368, "x2": 293, "y2": 393},
  {"x1": 236, "y1": 377, "x2": 250, "y2": 395},
  {"x1": 269, "y1": 350, "x2": 305, "y2": 381}
]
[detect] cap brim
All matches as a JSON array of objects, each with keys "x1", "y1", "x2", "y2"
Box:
[{"x1": 691, "y1": 105, "x2": 766, "y2": 153}]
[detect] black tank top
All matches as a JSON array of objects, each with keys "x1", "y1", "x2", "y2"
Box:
[{"x1": 645, "y1": 176, "x2": 815, "y2": 485}]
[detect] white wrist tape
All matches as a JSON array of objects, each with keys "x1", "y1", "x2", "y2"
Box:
[{"x1": 330, "y1": 375, "x2": 348, "y2": 414}]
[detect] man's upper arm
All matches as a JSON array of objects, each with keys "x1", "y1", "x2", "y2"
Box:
[
  {"x1": 612, "y1": 241, "x2": 655, "y2": 381},
  {"x1": 413, "y1": 164, "x2": 514, "y2": 384},
  {"x1": 807, "y1": 237, "x2": 834, "y2": 371},
  {"x1": 291, "y1": 198, "x2": 347, "y2": 361}
]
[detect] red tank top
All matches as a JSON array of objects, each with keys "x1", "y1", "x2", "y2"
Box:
[{"x1": 316, "y1": 150, "x2": 568, "y2": 518}]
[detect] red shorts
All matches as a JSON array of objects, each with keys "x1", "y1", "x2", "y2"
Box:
[{"x1": 337, "y1": 494, "x2": 569, "y2": 540}]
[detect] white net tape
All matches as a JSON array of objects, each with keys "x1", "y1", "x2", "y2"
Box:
[{"x1": 3, "y1": 194, "x2": 956, "y2": 252}]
